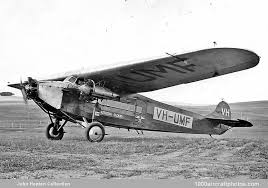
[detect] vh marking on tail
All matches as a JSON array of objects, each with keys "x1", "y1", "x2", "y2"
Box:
[{"x1": 222, "y1": 108, "x2": 230, "y2": 116}]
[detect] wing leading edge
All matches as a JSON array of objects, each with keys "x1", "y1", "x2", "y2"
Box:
[{"x1": 46, "y1": 48, "x2": 259, "y2": 95}]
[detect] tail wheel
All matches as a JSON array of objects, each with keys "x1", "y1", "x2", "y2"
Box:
[
  {"x1": 46, "y1": 123, "x2": 64, "y2": 140},
  {"x1": 85, "y1": 122, "x2": 105, "y2": 142}
]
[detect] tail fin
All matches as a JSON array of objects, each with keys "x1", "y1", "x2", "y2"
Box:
[
  {"x1": 206, "y1": 101, "x2": 252, "y2": 135},
  {"x1": 206, "y1": 101, "x2": 231, "y2": 120}
]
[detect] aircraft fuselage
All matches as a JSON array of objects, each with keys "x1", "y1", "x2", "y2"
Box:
[{"x1": 37, "y1": 81, "x2": 228, "y2": 135}]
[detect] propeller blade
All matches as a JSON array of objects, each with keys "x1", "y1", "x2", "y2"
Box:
[
  {"x1": 8, "y1": 83, "x2": 23, "y2": 90},
  {"x1": 18, "y1": 79, "x2": 28, "y2": 104},
  {"x1": 20, "y1": 79, "x2": 28, "y2": 104},
  {"x1": 21, "y1": 87, "x2": 28, "y2": 104}
]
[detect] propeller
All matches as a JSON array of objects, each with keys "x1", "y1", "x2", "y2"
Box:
[
  {"x1": 8, "y1": 77, "x2": 37, "y2": 104},
  {"x1": 8, "y1": 77, "x2": 38, "y2": 104}
]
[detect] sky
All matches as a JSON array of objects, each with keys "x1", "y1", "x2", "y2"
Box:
[{"x1": 0, "y1": 0, "x2": 267, "y2": 105}]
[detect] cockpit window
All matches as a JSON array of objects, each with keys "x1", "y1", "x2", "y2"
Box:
[{"x1": 63, "y1": 76, "x2": 78, "y2": 84}]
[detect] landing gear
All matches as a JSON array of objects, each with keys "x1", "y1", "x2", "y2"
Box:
[
  {"x1": 85, "y1": 122, "x2": 105, "y2": 142},
  {"x1": 46, "y1": 119, "x2": 65, "y2": 140}
]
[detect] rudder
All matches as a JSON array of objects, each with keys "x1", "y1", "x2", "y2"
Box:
[{"x1": 207, "y1": 101, "x2": 231, "y2": 120}]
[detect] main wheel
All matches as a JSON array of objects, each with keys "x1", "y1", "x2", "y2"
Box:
[
  {"x1": 46, "y1": 123, "x2": 64, "y2": 140},
  {"x1": 85, "y1": 122, "x2": 105, "y2": 142}
]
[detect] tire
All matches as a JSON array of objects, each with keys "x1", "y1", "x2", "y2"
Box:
[
  {"x1": 46, "y1": 123, "x2": 64, "y2": 140},
  {"x1": 85, "y1": 122, "x2": 105, "y2": 142}
]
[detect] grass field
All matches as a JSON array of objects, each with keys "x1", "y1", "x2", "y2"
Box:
[{"x1": 0, "y1": 97, "x2": 267, "y2": 179}]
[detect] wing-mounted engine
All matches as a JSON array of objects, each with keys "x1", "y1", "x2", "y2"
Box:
[{"x1": 78, "y1": 79, "x2": 120, "y2": 101}]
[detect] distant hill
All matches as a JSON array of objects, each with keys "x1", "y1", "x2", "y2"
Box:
[
  {"x1": 163, "y1": 101, "x2": 208, "y2": 106},
  {"x1": 175, "y1": 100, "x2": 268, "y2": 121},
  {"x1": 230, "y1": 100, "x2": 268, "y2": 108},
  {"x1": 0, "y1": 92, "x2": 14, "y2": 96}
]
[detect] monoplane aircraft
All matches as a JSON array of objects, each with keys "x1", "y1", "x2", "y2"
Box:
[{"x1": 8, "y1": 48, "x2": 259, "y2": 142}]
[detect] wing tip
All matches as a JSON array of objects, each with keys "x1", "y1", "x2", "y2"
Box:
[
  {"x1": 218, "y1": 47, "x2": 260, "y2": 69},
  {"x1": 238, "y1": 48, "x2": 260, "y2": 68},
  {"x1": 250, "y1": 51, "x2": 260, "y2": 68}
]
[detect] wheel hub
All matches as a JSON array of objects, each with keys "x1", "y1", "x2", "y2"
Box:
[
  {"x1": 88, "y1": 126, "x2": 103, "y2": 142},
  {"x1": 49, "y1": 127, "x2": 60, "y2": 137}
]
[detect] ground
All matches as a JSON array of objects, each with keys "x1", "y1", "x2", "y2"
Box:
[{"x1": 0, "y1": 99, "x2": 267, "y2": 179}]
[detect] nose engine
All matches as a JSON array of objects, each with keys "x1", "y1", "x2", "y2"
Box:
[
  {"x1": 8, "y1": 77, "x2": 38, "y2": 104},
  {"x1": 24, "y1": 77, "x2": 38, "y2": 99}
]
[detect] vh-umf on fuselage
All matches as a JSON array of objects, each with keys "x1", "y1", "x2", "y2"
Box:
[{"x1": 9, "y1": 48, "x2": 259, "y2": 142}]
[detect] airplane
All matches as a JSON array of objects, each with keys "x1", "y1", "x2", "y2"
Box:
[{"x1": 8, "y1": 48, "x2": 259, "y2": 142}]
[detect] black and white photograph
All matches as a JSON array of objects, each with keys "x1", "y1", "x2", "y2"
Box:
[{"x1": 0, "y1": 0, "x2": 267, "y2": 187}]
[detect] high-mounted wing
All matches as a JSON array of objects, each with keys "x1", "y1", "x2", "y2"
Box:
[{"x1": 47, "y1": 48, "x2": 259, "y2": 95}]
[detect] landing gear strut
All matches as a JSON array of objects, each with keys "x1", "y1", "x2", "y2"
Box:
[
  {"x1": 46, "y1": 119, "x2": 66, "y2": 140},
  {"x1": 85, "y1": 122, "x2": 105, "y2": 142}
]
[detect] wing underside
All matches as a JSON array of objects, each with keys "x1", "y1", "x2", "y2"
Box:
[{"x1": 46, "y1": 48, "x2": 259, "y2": 95}]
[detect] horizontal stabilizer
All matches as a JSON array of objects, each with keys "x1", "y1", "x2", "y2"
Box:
[{"x1": 206, "y1": 118, "x2": 253, "y2": 127}]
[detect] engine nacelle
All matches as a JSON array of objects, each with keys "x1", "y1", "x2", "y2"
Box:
[{"x1": 78, "y1": 84, "x2": 119, "y2": 100}]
